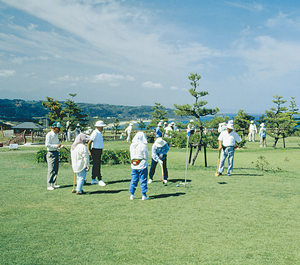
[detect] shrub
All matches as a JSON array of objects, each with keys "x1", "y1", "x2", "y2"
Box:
[
  {"x1": 36, "y1": 147, "x2": 70, "y2": 163},
  {"x1": 37, "y1": 148, "x2": 130, "y2": 165}
]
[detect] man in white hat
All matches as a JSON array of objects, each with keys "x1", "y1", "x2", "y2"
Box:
[
  {"x1": 259, "y1": 123, "x2": 267, "y2": 147},
  {"x1": 217, "y1": 123, "x2": 242, "y2": 176},
  {"x1": 124, "y1": 123, "x2": 133, "y2": 142},
  {"x1": 148, "y1": 137, "x2": 169, "y2": 184},
  {"x1": 45, "y1": 122, "x2": 63, "y2": 190},
  {"x1": 248, "y1": 120, "x2": 257, "y2": 142},
  {"x1": 88, "y1": 120, "x2": 107, "y2": 186}
]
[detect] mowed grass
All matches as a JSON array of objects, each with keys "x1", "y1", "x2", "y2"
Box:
[{"x1": 1, "y1": 136, "x2": 300, "y2": 264}]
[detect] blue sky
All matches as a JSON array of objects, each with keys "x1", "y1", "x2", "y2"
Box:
[{"x1": 0, "y1": 0, "x2": 299, "y2": 114}]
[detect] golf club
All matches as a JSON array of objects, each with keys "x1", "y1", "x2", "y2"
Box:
[
  {"x1": 160, "y1": 162, "x2": 165, "y2": 184},
  {"x1": 215, "y1": 150, "x2": 221, "y2": 177}
]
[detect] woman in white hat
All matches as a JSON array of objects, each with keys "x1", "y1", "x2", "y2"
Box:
[
  {"x1": 87, "y1": 120, "x2": 107, "y2": 186},
  {"x1": 148, "y1": 137, "x2": 169, "y2": 184},
  {"x1": 217, "y1": 123, "x2": 242, "y2": 176}
]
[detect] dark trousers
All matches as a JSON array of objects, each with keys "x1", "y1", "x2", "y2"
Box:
[
  {"x1": 91, "y1": 148, "x2": 103, "y2": 180},
  {"x1": 149, "y1": 156, "x2": 168, "y2": 180}
]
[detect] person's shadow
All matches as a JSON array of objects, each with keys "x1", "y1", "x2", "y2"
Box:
[{"x1": 150, "y1": 192, "x2": 186, "y2": 200}]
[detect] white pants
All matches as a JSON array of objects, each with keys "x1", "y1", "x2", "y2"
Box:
[
  {"x1": 249, "y1": 130, "x2": 255, "y2": 141},
  {"x1": 76, "y1": 169, "x2": 87, "y2": 193}
]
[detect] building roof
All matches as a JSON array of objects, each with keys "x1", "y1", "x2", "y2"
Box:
[{"x1": 12, "y1": 122, "x2": 42, "y2": 130}]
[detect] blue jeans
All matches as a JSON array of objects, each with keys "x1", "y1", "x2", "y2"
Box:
[
  {"x1": 76, "y1": 169, "x2": 87, "y2": 193},
  {"x1": 130, "y1": 167, "x2": 148, "y2": 196},
  {"x1": 218, "y1": 146, "x2": 235, "y2": 174}
]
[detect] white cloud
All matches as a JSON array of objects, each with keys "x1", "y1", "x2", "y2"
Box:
[
  {"x1": 235, "y1": 36, "x2": 300, "y2": 79},
  {"x1": 90, "y1": 73, "x2": 135, "y2": 82},
  {"x1": 142, "y1": 81, "x2": 163, "y2": 89},
  {"x1": 226, "y1": 1, "x2": 263, "y2": 12},
  {"x1": 57, "y1": 75, "x2": 80, "y2": 82},
  {"x1": 266, "y1": 12, "x2": 300, "y2": 31},
  {"x1": 0, "y1": 69, "x2": 16, "y2": 77}
]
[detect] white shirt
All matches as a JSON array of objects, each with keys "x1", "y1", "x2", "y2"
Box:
[
  {"x1": 249, "y1": 124, "x2": 257, "y2": 132},
  {"x1": 90, "y1": 129, "x2": 103, "y2": 149},
  {"x1": 218, "y1": 130, "x2": 242, "y2": 147},
  {"x1": 45, "y1": 130, "x2": 59, "y2": 151},
  {"x1": 71, "y1": 143, "x2": 90, "y2": 173},
  {"x1": 130, "y1": 142, "x2": 149, "y2": 170}
]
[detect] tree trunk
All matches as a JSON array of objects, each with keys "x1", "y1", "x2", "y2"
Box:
[
  {"x1": 190, "y1": 124, "x2": 203, "y2": 166},
  {"x1": 273, "y1": 137, "x2": 279, "y2": 148}
]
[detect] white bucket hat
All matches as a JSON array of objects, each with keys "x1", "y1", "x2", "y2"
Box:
[
  {"x1": 227, "y1": 123, "x2": 234, "y2": 130},
  {"x1": 95, "y1": 120, "x2": 106, "y2": 127},
  {"x1": 190, "y1": 119, "x2": 194, "y2": 123},
  {"x1": 155, "y1": 137, "x2": 166, "y2": 148}
]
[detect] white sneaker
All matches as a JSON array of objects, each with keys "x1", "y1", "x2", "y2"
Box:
[
  {"x1": 148, "y1": 179, "x2": 153, "y2": 184},
  {"x1": 163, "y1": 180, "x2": 168, "y2": 184},
  {"x1": 142, "y1": 196, "x2": 150, "y2": 200},
  {"x1": 98, "y1": 180, "x2": 106, "y2": 186},
  {"x1": 47, "y1": 186, "x2": 55, "y2": 191},
  {"x1": 91, "y1": 179, "x2": 98, "y2": 185},
  {"x1": 130, "y1": 195, "x2": 136, "y2": 200}
]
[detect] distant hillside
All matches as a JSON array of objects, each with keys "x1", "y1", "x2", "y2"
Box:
[{"x1": 0, "y1": 99, "x2": 177, "y2": 122}]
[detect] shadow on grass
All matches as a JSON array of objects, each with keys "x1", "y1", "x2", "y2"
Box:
[
  {"x1": 168, "y1": 179, "x2": 192, "y2": 183},
  {"x1": 106, "y1": 179, "x2": 131, "y2": 184},
  {"x1": 218, "y1": 182, "x2": 227, "y2": 184},
  {"x1": 150, "y1": 192, "x2": 186, "y2": 200},
  {"x1": 232, "y1": 173, "x2": 264, "y2": 176},
  {"x1": 89, "y1": 189, "x2": 128, "y2": 195}
]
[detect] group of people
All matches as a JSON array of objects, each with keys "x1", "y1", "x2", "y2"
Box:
[
  {"x1": 45, "y1": 120, "x2": 170, "y2": 200},
  {"x1": 45, "y1": 119, "x2": 266, "y2": 198}
]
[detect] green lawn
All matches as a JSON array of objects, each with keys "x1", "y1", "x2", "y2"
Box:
[{"x1": 1, "y1": 136, "x2": 300, "y2": 264}]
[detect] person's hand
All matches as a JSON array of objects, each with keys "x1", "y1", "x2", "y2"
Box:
[
  {"x1": 88, "y1": 150, "x2": 91, "y2": 156},
  {"x1": 218, "y1": 146, "x2": 222, "y2": 151},
  {"x1": 158, "y1": 159, "x2": 163, "y2": 165},
  {"x1": 58, "y1": 144, "x2": 62, "y2": 148},
  {"x1": 86, "y1": 166, "x2": 90, "y2": 172}
]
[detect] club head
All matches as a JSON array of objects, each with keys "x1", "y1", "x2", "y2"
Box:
[
  {"x1": 215, "y1": 173, "x2": 219, "y2": 177},
  {"x1": 72, "y1": 189, "x2": 76, "y2": 193}
]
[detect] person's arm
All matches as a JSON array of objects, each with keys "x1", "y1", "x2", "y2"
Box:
[
  {"x1": 87, "y1": 140, "x2": 93, "y2": 155},
  {"x1": 218, "y1": 140, "x2": 222, "y2": 151}
]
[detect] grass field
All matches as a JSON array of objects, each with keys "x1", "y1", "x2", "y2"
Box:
[{"x1": 1, "y1": 136, "x2": 300, "y2": 264}]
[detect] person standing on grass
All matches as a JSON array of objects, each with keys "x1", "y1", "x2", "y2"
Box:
[
  {"x1": 155, "y1": 122, "x2": 163, "y2": 138},
  {"x1": 248, "y1": 120, "x2": 257, "y2": 142},
  {"x1": 125, "y1": 123, "x2": 133, "y2": 142},
  {"x1": 129, "y1": 132, "x2": 150, "y2": 200},
  {"x1": 216, "y1": 123, "x2": 242, "y2": 176},
  {"x1": 88, "y1": 120, "x2": 106, "y2": 186},
  {"x1": 148, "y1": 137, "x2": 169, "y2": 184},
  {"x1": 45, "y1": 122, "x2": 63, "y2": 191},
  {"x1": 259, "y1": 123, "x2": 267, "y2": 147},
  {"x1": 71, "y1": 133, "x2": 90, "y2": 195}
]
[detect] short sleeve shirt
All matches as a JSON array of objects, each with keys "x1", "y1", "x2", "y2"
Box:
[
  {"x1": 218, "y1": 130, "x2": 242, "y2": 147},
  {"x1": 90, "y1": 129, "x2": 103, "y2": 149}
]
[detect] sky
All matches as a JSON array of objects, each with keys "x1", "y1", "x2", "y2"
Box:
[{"x1": 0, "y1": 0, "x2": 299, "y2": 114}]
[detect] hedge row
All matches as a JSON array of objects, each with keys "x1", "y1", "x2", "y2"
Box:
[{"x1": 36, "y1": 148, "x2": 130, "y2": 165}]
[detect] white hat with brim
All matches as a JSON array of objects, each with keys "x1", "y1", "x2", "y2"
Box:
[
  {"x1": 155, "y1": 137, "x2": 166, "y2": 147},
  {"x1": 227, "y1": 123, "x2": 234, "y2": 130},
  {"x1": 95, "y1": 120, "x2": 106, "y2": 127},
  {"x1": 52, "y1": 122, "x2": 62, "y2": 128},
  {"x1": 260, "y1": 123, "x2": 265, "y2": 127}
]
